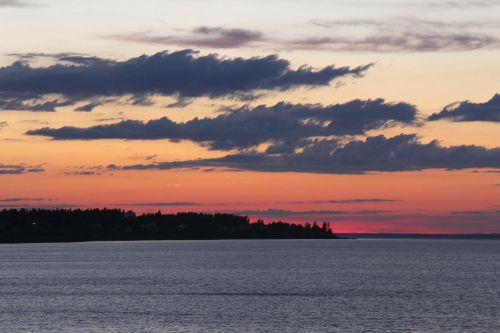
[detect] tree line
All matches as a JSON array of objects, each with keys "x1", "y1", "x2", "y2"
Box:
[{"x1": 0, "y1": 208, "x2": 337, "y2": 243}]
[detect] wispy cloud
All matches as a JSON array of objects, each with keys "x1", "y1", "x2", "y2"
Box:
[
  {"x1": 302, "y1": 18, "x2": 500, "y2": 52},
  {"x1": 0, "y1": 0, "x2": 34, "y2": 7},
  {"x1": 236, "y1": 209, "x2": 393, "y2": 217},
  {"x1": 0, "y1": 164, "x2": 44, "y2": 175},
  {"x1": 288, "y1": 198, "x2": 402, "y2": 204},
  {"x1": 113, "y1": 202, "x2": 199, "y2": 207},
  {"x1": 449, "y1": 209, "x2": 500, "y2": 215},
  {"x1": 111, "y1": 27, "x2": 264, "y2": 49},
  {"x1": 0, "y1": 197, "x2": 45, "y2": 202}
]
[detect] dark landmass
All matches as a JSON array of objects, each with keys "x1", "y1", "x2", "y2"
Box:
[
  {"x1": 0, "y1": 209, "x2": 336, "y2": 243},
  {"x1": 339, "y1": 233, "x2": 500, "y2": 240}
]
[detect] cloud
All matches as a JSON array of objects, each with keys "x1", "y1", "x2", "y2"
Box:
[
  {"x1": 0, "y1": 95, "x2": 79, "y2": 112},
  {"x1": 0, "y1": 0, "x2": 33, "y2": 7},
  {"x1": 74, "y1": 102, "x2": 102, "y2": 112},
  {"x1": 115, "y1": 134, "x2": 500, "y2": 174},
  {"x1": 111, "y1": 27, "x2": 264, "y2": 49},
  {"x1": 0, "y1": 203, "x2": 82, "y2": 209},
  {"x1": 0, "y1": 50, "x2": 370, "y2": 111},
  {"x1": 27, "y1": 99, "x2": 416, "y2": 149},
  {"x1": 449, "y1": 209, "x2": 500, "y2": 215},
  {"x1": 428, "y1": 93, "x2": 500, "y2": 122},
  {"x1": 288, "y1": 198, "x2": 402, "y2": 204},
  {"x1": 166, "y1": 97, "x2": 192, "y2": 109},
  {"x1": 236, "y1": 209, "x2": 393, "y2": 217},
  {"x1": 64, "y1": 171, "x2": 101, "y2": 176},
  {"x1": 0, "y1": 164, "x2": 44, "y2": 175},
  {"x1": 0, "y1": 197, "x2": 45, "y2": 202},
  {"x1": 413, "y1": 0, "x2": 500, "y2": 8},
  {"x1": 114, "y1": 202, "x2": 199, "y2": 207},
  {"x1": 0, "y1": 121, "x2": 7, "y2": 129},
  {"x1": 303, "y1": 18, "x2": 499, "y2": 52}
]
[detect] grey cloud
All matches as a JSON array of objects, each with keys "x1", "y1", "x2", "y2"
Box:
[
  {"x1": 343, "y1": 1, "x2": 500, "y2": 9},
  {"x1": 289, "y1": 198, "x2": 402, "y2": 204},
  {"x1": 166, "y1": 97, "x2": 193, "y2": 109},
  {"x1": 0, "y1": 197, "x2": 45, "y2": 202},
  {"x1": 64, "y1": 171, "x2": 101, "y2": 176},
  {"x1": 0, "y1": 164, "x2": 44, "y2": 174},
  {"x1": 114, "y1": 202, "x2": 199, "y2": 207},
  {"x1": 0, "y1": 95, "x2": 78, "y2": 112},
  {"x1": 449, "y1": 209, "x2": 500, "y2": 215},
  {"x1": 112, "y1": 27, "x2": 263, "y2": 49},
  {"x1": 116, "y1": 134, "x2": 500, "y2": 174},
  {"x1": 0, "y1": 203, "x2": 83, "y2": 209},
  {"x1": 74, "y1": 102, "x2": 102, "y2": 112},
  {"x1": 414, "y1": 0, "x2": 500, "y2": 8},
  {"x1": 0, "y1": 0, "x2": 33, "y2": 7},
  {"x1": 27, "y1": 99, "x2": 416, "y2": 150},
  {"x1": 0, "y1": 50, "x2": 369, "y2": 111},
  {"x1": 236, "y1": 209, "x2": 393, "y2": 217},
  {"x1": 428, "y1": 93, "x2": 500, "y2": 122},
  {"x1": 304, "y1": 18, "x2": 499, "y2": 52}
]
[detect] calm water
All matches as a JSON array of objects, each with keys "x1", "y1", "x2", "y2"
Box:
[{"x1": 0, "y1": 239, "x2": 498, "y2": 333}]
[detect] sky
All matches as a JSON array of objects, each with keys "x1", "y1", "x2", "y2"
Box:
[{"x1": 0, "y1": 0, "x2": 499, "y2": 233}]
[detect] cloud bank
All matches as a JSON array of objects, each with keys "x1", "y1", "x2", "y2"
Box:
[
  {"x1": 115, "y1": 134, "x2": 500, "y2": 174},
  {"x1": 27, "y1": 99, "x2": 417, "y2": 149},
  {"x1": 0, "y1": 50, "x2": 370, "y2": 111}
]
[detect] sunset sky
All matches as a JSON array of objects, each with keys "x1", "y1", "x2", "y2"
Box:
[{"x1": 0, "y1": 0, "x2": 499, "y2": 233}]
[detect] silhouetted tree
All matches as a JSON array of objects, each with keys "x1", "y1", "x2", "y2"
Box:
[{"x1": 0, "y1": 209, "x2": 337, "y2": 243}]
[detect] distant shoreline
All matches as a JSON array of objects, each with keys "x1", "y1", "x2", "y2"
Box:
[{"x1": 338, "y1": 233, "x2": 500, "y2": 240}]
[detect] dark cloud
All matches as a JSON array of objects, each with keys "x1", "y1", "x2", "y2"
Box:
[
  {"x1": 288, "y1": 198, "x2": 402, "y2": 204},
  {"x1": 236, "y1": 209, "x2": 393, "y2": 217},
  {"x1": 114, "y1": 202, "x2": 199, "y2": 207},
  {"x1": 74, "y1": 102, "x2": 101, "y2": 112},
  {"x1": 0, "y1": 95, "x2": 77, "y2": 112},
  {"x1": 0, "y1": 121, "x2": 7, "y2": 129},
  {"x1": 0, "y1": 197, "x2": 45, "y2": 202},
  {"x1": 304, "y1": 18, "x2": 499, "y2": 52},
  {"x1": 166, "y1": 97, "x2": 192, "y2": 109},
  {"x1": 449, "y1": 209, "x2": 500, "y2": 215},
  {"x1": 0, "y1": 164, "x2": 44, "y2": 175},
  {"x1": 64, "y1": 171, "x2": 101, "y2": 176},
  {"x1": 27, "y1": 99, "x2": 416, "y2": 149},
  {"x1": 428, "y1": 94, "x2": 500, "y2": 122},
  {"x1": 0, "y1": 203, "x2": 82, "y2": 209},
  {"x1": 112, "y1": 27, "x2": 264, "y2": 49},
  {"x1": 116, "y1": 134, "x2": 500, "y2": 174},
  {"x1": 0, "y1": 50, "x2": 370, "y2": 111}
]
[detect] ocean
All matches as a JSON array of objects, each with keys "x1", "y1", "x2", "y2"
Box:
[{"x1": 0, "y1": 239, "x2": 498, "y2": 332}]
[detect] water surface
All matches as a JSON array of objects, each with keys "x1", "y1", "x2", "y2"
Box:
[{"x1": 0, "y1": 239, "x2": 498, "y2": 332}]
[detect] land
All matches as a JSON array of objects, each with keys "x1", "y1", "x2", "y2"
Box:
[{"x1": 0, "y1": 209, "x2": 336, "y2": 243}]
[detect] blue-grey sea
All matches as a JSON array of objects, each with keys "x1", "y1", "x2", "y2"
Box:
[{"x1": 0, "y1": 239, "x2": 498, "y2": 332}]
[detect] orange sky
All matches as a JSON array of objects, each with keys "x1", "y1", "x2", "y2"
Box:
[{"x1": 0, "y1": 1, "x2": 499, "y2": 233}]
